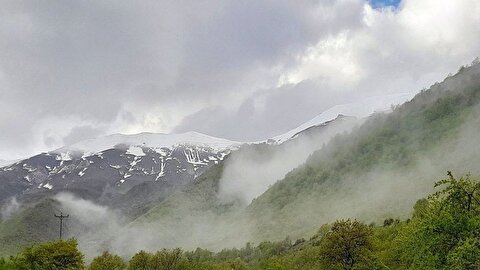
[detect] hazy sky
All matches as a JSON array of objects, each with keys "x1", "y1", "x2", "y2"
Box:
[{"x1": 0, "y1": 0, "x2": 479, "y2": 160}]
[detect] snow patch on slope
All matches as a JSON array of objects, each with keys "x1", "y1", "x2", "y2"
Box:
[
  {"x1": 43, "y1": 183, "x2": 53, "y2": 190},
  {"x1": 126, "y1": 146, "x2": 146, "y2": 157},
  {"x1": 56, "y1": 152, "x2": 73, "y2": 161}
]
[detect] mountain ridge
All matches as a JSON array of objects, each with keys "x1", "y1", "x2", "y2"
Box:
[{"x1": 0, "y1": 86, "x2": 442, "y2": 256}]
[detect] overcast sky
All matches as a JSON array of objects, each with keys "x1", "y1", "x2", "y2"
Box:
[{"x1": 0, "y1": 0, "x2": 479, "y2": 160}]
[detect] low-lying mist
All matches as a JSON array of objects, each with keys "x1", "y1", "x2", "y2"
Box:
[
  {"x1": 0, "y1": 197, "x2": 21, "y2": 221},
  {"x1": 56, "y1": 191, "x2": 251, "y2": 259},
  {"x1": 54, "y1": 116, "x2": 361, "y2": 258},
  {"x1": 218, "y1": 116, "x2": 360, "y2": 205},
  {"x1": 54, "y1": 102, "x2": 480, "y2": 260},
  {"x1": 54, "y1": 193, "x2": 126, "y2": 259},
  {"x1": 248, "y1": 103, "x2": 480, "y2": 239}
]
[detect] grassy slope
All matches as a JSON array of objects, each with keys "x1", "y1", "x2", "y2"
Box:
[
  {"x1": 138, "y1": 163, "x2": 231, "y2": 222},
  {"x1": 0, "y1": 199, "x2": 60, "y2": 256}
]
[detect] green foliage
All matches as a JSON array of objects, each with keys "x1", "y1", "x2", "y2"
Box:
[
  {"x1": 128, "y1": 249, "x2": 188, "y2": 270},
  {"x1": 318, "y1": 219, "x2": 374, "y2": 270},
  {"x1": 431, "y1": 171, "x2": 480, "y2": 214},
  {"x1": 412, "y1": 198, "x2": 429, "y2": 219},
  {"x1": 0, "y1": 258, "x2": 15, "y2": 270},
  {"x1": 150, "y1": 249, "x2": 187, "y2": 270},
  {"x1": 247, "y1": 62, "x2": 480, "y2": 240},
  {"x1": 1, "y1": 174, "x2": 480, "y2": 269},
  {"x1": 10, "y1": 239, "x2": 84, "y2": 270},
  {"x1": 179, "y1": 173, "x2": 480, "y2": 270},
  {"x1": 0, "y1": 199, "x2": 61, "y2": 257},
  {"x1": 89, "y1": 251, "x2": 126, "y2": 270},
  {"x1": 391, "y1": 173, "x2": 480, "y2": 269},
  {"x1": 446, "y1": 237, "x2": 480, "y2": 270},
  {"x1": 128, "y1": 251, "x2": 150, "y2": 270}
]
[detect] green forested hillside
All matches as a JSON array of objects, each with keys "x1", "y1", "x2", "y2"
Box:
[
  {"x1": 2, "y1": 173, "x2": 479, "y2": 269},
  {"x1": 129, "y1": 61, "x2": 480, "y2": 248},
  {"x1": 247, "y1": 62, "x2": 480, "y2": 240},
  {"x1": 139, "y1": 163, "x2": 231, "y2": 222}
]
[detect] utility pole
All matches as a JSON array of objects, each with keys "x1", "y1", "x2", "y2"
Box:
[{"x1": 54, "y1": 212, "x2": 69, "y2": 240}]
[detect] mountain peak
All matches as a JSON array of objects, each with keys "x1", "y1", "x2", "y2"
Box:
[{"x1": 55, "y1": 131, "x2": 242, "y2": 157}]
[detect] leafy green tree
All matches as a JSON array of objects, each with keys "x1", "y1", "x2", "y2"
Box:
[
  {"x1": 150, "y1": 248, "x2": 187, "y2": 270},
  {"x1": 11, "y1": 239, "x2": 84, "y2": 270},
  {"x1": 184, "y1": 248, "x2": 214, "y2": 263},
  {"x1": 228, "y1": 259, "x2": 248, "y2": 270},
  {"x1": 432, "y1": 171, "x2": 480, "y2": 213},
  {"x1": 0, "y1": 257, "x2": 15, "y2": 270},
  {"x1": 128, "y1": 249, "x2": 189, "y2": 270},
  {"x1": 318, "y1": 219, "x2": 374, "y2": 270},
  {"x1": 446, "y1": 237, "x2": 480, "y2": 270},
  {"x1": 89, "y1": 251, "x2": 126, "y2": 270},
  {"x1": 412, "y1": 198, "x2": 430, "y2": 218},
  {"x1": 128, "y1": 251, "x2": 151, "y2": 270},
  {"x1": 394, "y1": 173, "x2": 480, "y2": 269}
]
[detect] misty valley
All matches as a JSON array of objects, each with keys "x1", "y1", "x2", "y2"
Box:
[
  {"x1": 2, "y1": 0, "x2": 480, "y2": 269},
  {"x1": 1, "y1": 60, "x2": 480, "y2": 269}
]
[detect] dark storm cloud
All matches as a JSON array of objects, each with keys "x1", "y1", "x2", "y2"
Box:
[
  {"x1": 0, "y1": 0, "x2": 479, "y2": 159},
  {"x1": 0, "y1": 0, "x2": 365, "y2": 158},
  {"x1": 175, "y1": 0, "x2": 480, "y2": 141}
]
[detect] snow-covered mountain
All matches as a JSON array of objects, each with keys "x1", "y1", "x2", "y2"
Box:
[
  {"x1": 0, "y1": 132, "x2": 241, "y2": 216},
  {"x1": 0, "y1": 93, "x2": 414, "y2": 216}
]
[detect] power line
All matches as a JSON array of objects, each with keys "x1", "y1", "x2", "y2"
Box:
[{"x1": 54, "y1": 212, "x2": 69, "y2": 240}]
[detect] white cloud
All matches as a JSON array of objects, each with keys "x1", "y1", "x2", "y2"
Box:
[
  {"x1": 281, "y1": 0, "x2": 480, "y2": 91},
  {"x1": 279, "y1": 31, "x2": 363, "y2": 86},
  {"x1": 176, "y1": 0, "x2": 480, "y2": 141}
]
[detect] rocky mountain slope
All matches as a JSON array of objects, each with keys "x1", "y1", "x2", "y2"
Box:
[{"x1": 0, "y1": 132, "x2": 240, "y2": 217}]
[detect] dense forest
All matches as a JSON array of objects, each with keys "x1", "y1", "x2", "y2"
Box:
[
  {"x1": 247, "y1": 62, "x2": 480, "y2": 240},
  {"x1": 1, "y1": 172, "x2": 479, "y2": 269}
]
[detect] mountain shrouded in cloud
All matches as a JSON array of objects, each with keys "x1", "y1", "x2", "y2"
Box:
[
  {"x1": 0, "y1": 0, "x2": 480, "y2": 160},
  {"x1": 1, "y1": 1, "x2": 480, "y2": 268}
]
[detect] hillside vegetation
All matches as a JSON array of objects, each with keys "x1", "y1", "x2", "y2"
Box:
[
  {"x1": 0, "y1": 199, "x2": 61, "y2": 257},
  {"x1": 1, "y1": 173, "x2": 479, "y2": 269},
  {"x1": 247, "y1": 61, "x2": 480, "y2": 239},
  {"x1": 132, "y1": 61, "x2": 480, "y2": 247}
]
